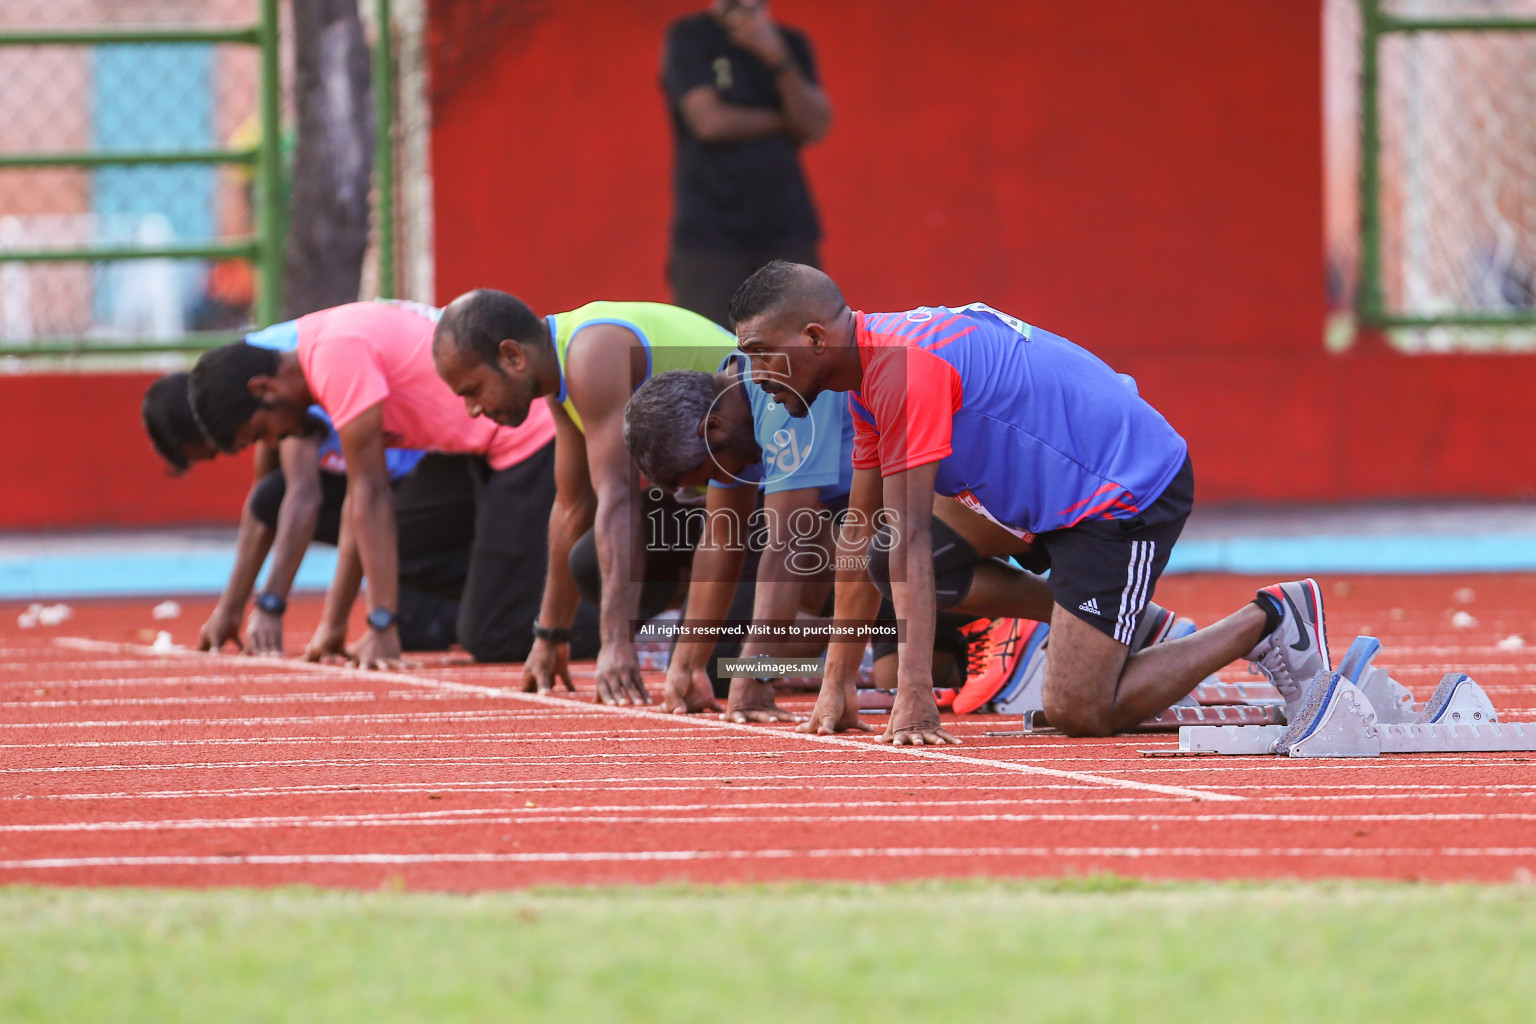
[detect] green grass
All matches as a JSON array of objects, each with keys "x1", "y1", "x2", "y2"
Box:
[{"x1": 2, "y1": 878, "x2": 1534, "y2": 1023}]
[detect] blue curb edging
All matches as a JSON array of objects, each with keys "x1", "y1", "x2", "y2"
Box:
[
  {"x1": 5, "y1": 534, "x2": 1536, "y2": 600},
  {"x1": 0, "y1": 550, "x2": 339, "y2": 600}
]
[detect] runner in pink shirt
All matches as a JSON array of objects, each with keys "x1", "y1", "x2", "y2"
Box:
[{"x1": 188, "y1": 301, "x2": 594, "y2": 669}]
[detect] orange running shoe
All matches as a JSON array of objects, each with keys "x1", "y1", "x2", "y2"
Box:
[{"x1": 951, "y1": 617, "x2": 1042, "y2": 714}]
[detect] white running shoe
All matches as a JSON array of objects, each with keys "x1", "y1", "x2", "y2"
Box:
[{"x1": 1246, "y1": 578, "x2": 1330, "y2": 722}]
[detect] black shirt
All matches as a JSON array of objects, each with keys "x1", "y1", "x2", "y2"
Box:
[{"x1": 661, "y1": 12, "x2": 822, "y2": 253}]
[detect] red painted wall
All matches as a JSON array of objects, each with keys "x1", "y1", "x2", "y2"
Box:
[
  {"x1": 431, "y1": 0, "x2": 1323, "y2": 354},
  {"x1": 429, "y1": 0, "x2": 1534, "y2": 504},
  {"x1": 0, "y1": 373, "x2": 250, "y2": 530}
]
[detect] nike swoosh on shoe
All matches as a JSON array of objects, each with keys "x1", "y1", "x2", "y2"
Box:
[{"x1": 1282, "y1": 588, "x2": 1312, "y2": 654}]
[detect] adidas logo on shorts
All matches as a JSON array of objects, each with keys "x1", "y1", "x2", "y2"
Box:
[{"x1": 1079, "y1": 597, "x2": 1102, "y2": 616}]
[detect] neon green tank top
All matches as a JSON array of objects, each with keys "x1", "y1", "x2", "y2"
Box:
[{"x1": 546, "y1": 301, "x2": 736, "y2": 433}]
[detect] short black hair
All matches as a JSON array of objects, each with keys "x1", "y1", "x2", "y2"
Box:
[
  {"x1": 141, "y1": 372, "x2": 207, "y2": 472},
  {"x1": 436, "y1": 288, "x2": 547, "y2": 367},
  {"x1": 187, "y1": 341, "x2": 281, "y2": 452},
  {"x1": 727, "y1": 259, "x2": 844, "y2": 328}
]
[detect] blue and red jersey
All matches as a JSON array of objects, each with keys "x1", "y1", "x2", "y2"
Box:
[{"x1": 848, "y1": 304, "x2": 1188, "y2": 537}]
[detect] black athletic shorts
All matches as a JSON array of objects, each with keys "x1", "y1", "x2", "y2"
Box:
[{"x1": 1036, "y1": 455, "x2": 1194, "y2": 643}]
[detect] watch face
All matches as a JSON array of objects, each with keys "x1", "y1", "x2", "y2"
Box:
[
  {"x1": 256, "y1": 593, "x2": 286, "y2": 615},
  {"x1": 367, "y1": 608, "x2": 396, "y2": 631}
]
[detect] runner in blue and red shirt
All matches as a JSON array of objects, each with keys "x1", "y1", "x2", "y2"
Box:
[{"x1": 729, "y1": 261, "x2": 1331, "y2": 744}]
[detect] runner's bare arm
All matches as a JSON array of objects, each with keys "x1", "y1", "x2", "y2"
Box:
[
  {"x1": 565, "y1": 326, "x2": 652, "y2": 705},
  {"x1": 306, "y1": 510, "x2": 362, "y2": 663},
  {"x1": 799, "y1": 468, "x2": 882, "y2": 735},
  {"x1": 880, "y1": 459, "x2": 955, "y2": 745},
  {"x1": 336, "y1": 404, "x2": 401, "y2": 670},
  {"x1": 663, "y1": 481, "x2": 754, "y2": 714},
  {"x1": 197, "y1": 439, "x2": 282, "y2": 651},
  {"x1": 525, "y1": 402, "x2": 596, "y2": 694},
  {"x1": 728, "y1": 485, "x2": 823, "y2": 723},
  {"x1": 244, "y1": 435, "x2": 323, "y2": 655}
]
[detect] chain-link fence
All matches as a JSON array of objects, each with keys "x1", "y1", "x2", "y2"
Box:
[
  {"x1": 1336, "y1": 0, "x2": 1536, "y2": 352},
  {"x1": 0, "y1": 0, "x2": 429, "y2": 364},
  {"x1": 0, "y1": 1, "x2": 281, "y2": 359}
]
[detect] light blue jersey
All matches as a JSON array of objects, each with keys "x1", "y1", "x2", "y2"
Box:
[
  {"x1": 244, "y1": 319, "x2": 425, "y2": 481},
  {"x1": 716, "y1": 353, "x2": 854, "y2": 505}
]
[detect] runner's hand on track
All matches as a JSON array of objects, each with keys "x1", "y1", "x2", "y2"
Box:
[
  {"x1": 304, "y1": 622, "x2": 349, "y2": 664},
  {"x1": 522, "y1": 637, "x2": 574, "y2": 695},
  {"x1": 880, "y1": 725, "x2": 959, "y2": 746},
  {"x1": 879, "y1": 685, "x2": 960, "y2": 746},
  {"x1": 662, "y1": 663, "x2": 722, "y2": 715},
  {"x1": 244, "y1": 608, "x2": 284, "y2": 657},
  {"x1": 196, "y1": 608, "x2": 242, "y2": 653},
  {"x1": 347, "y1": 625, "x2": 402, "y2": 671},
  {"x1": 796, "y1": 679, "x2": 871, "y2": 735},
  {"x1": 594, "y1": 642, "x2": 651, "y2": 706},
  {"x1": 724, "y1": 677, "x2": 801, "y2": 724}
]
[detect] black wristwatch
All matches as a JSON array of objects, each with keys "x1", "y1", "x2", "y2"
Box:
[
  {"x1": 532, "y1": 621, "x2": 573, "y2": 644},
  {"x1": 749, "y1": 654, "x2": 778, "y2": 683},
  {"x1": 254, "y1": 592, "x2": 287, "y2": 616},
  {"x1": 366, "y1": 607, "x2": 398, "y2": 631}
]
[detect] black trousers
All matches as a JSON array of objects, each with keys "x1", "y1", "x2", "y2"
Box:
[
  {"x1": 247, "y1": 454, "x2": 476, "y2": 651},
  {"x1": 568, "y1": 488, "x2": 763, "y2": 697},
  {"x1": 668, "y1": 244, "x2": 821, "y2": 328},
  {"x1": 457, "y1": 440, "x2": 601, "y2": 663}
]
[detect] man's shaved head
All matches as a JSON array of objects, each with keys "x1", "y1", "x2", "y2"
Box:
[
  {"x1": 435, "y1": 288, "x2": 546, "y2": 365},
  {"x1": 727, "y1": 260, "x2": 845, "y2": 330},
  {"x1": 728, "y1": 261, "x2": 857, "y2": 420}
]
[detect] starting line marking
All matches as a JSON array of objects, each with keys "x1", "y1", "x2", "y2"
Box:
[
  {"x1": 4, "y1": 845, "x2": 1536, "y2": 871},
  {"x1": 5, "y1": 809, "x2": 1532, "y2": 834},
  {"x1": 49, "y1": 637, "x2": 1242, "y2": 804}
]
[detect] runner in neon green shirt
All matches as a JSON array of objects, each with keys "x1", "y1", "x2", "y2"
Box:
[{"x1": 433, "y1": 291, "x2": 736, "y2": 706}]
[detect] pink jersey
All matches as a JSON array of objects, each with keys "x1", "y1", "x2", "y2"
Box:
[{"x1": 296, "y1": 301, "x2": 553, "y2": 471}]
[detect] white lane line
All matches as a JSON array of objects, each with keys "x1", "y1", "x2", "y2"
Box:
[
  {"x1": 52, "y1": 637, "x2": 1243, "y2": 803},
  {"x1": 0, "y1": 797, "x2": 1283, "y2": 814},
  {"x1": 0, "y1": 676, "x2": 354, "y2": 689},
  {"x1": 0, "y1": 710, "x2": 660, "y2": 729},
  {"x1": 0, "y1": 692, "x2": 476, "y2": 709},
  {"x1": 15, "y1": 786, "x2": 1536, "y2": 805},
  {"x1": 1, "y1": 762, "x2": 1015, "y2": 780},
  {"x1": 6, "y1": 810, "x2": 1533, "y2": 834},
  {"x1": 5, "y1": 846, "x2": 1536, "y2": 870},
  {"x1": 0, "y1": 751, "x2": 852, "y2": 774},
  {"x1": 1, "y1": 659, "x2": 241, "y2": 670},
  {"x1": 0, "y1": 737, "x2": 809, "y2": 753},
  {"x1": 1109, "y1": 759, "x2": 1536, "y2": 774},
  {"x1": 5, "y1": 730, "x2": 1356, "y2": 783}
]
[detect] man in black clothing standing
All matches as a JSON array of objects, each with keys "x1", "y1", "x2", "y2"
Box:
[{"x1": 661, "y1": 0, "x2": 831, "y2": 327}]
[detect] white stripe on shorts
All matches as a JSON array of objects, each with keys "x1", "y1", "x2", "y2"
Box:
[{"x1": 1114, "y1": 540, "x2": 1156, "y2": 645}]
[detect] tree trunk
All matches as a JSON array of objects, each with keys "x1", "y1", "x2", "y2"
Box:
[{"x1": 282, "y1": 0, "x2": 374, "y2": 319}]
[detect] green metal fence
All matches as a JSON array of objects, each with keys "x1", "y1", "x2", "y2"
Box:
[
  {"x1": 1358, "y1": 0, "x2": 1536, "y2": 336},
  {"x1": 0, "y1": 2, "x2": 281, "y2": 358},
  {"x1": 0, "y1": 0, "x2": 405, "y2": 361}
]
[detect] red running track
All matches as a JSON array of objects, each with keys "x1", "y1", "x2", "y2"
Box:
[{"x1": 2, "y1": 574, "x2": 1534, "y2": 890}]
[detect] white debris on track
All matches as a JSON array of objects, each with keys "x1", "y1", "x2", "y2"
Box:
[
  {"x1": 16, "y1": 603, "x2": 73, "y2": 629},
  {"x1": 1495, "y1": 634, "x2": 1526, "y2": 651},
  {"x1": 1451, "y1": 610, "x2": 1479, "y2": 629},
  {"x1": 151, "y1": 600, "x2": 182, "y2": 621},
  {"x1": 150, "y1": 630, "x2": 179, "y2": 652}
]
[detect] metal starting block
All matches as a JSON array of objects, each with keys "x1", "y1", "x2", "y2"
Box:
[
  {"x1": 1172, "y1": 635, "x2": 1536, "y2": 758},
  {"x1": 1191, "y1": 680, "x2": 1283, "y2": 706},
  {"x1": 1022, "y1": 702, "x2": 1283, "y2": 735}
]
